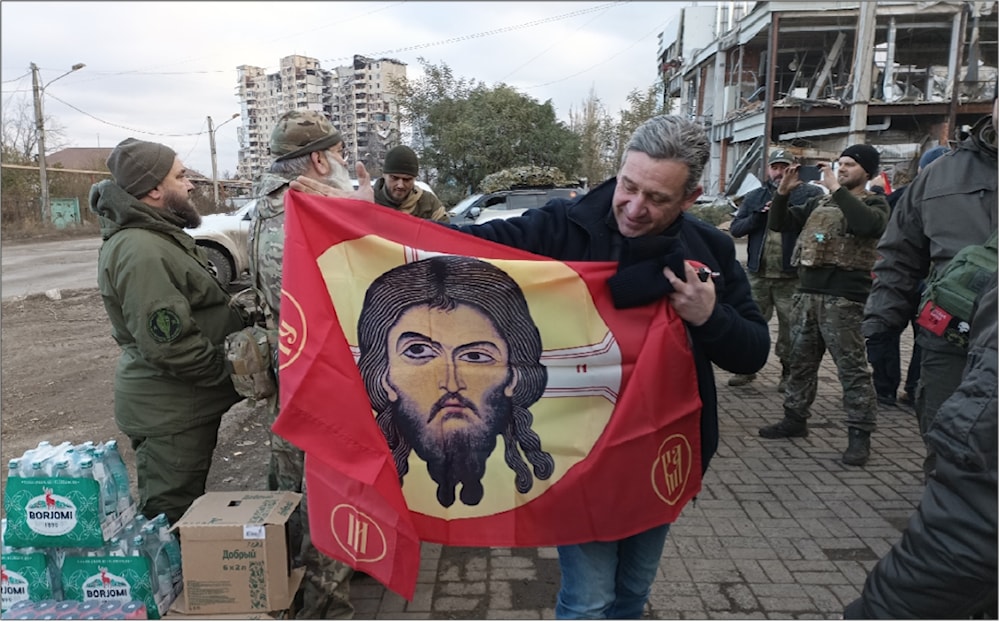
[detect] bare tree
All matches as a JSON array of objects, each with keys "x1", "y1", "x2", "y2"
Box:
[
  {"x1": 568, "y1": 87, "x2": 616, "y2": 186},
  {"x1": 1, "y1": 93, "x2": 69, "y2": 163}
]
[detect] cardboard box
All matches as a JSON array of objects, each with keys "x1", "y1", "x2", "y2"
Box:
[
  {"x1": 169, "y1": 491, "x2": 302, "y2": 615},
  {"x1": 165, "y1": 568, "x2": 303, "y2": 620}
]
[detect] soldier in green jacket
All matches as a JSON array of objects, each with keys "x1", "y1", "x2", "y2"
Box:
[
  {"x1": 759, "y1": 144, "x2": 890, "y2": 467},
  {"x1": 90, "y1": 138, "x2": 246, "y2": 525}
]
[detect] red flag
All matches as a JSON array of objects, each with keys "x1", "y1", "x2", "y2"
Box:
[{"x1": 273, "y1": 190, "x2": 703, "y2": 600}]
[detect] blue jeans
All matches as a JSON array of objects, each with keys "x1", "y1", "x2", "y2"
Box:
[{"x1": 555, "y1": 523, "x2": 671, "y2": 619}]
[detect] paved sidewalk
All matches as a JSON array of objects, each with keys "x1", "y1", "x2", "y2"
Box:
[{"x1": 351, "y1": 320, "x2": 925, "y2": 619}]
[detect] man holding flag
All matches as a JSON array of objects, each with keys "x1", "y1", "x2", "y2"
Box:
[{"x1": 289, "y1": 115, "x2": 769, "y2": 618}]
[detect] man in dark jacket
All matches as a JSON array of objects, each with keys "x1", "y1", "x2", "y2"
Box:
[
  {"x1": 759, "y1": 144, "x2": 890, "y2": 467},
  {"x1": 90, "y1": 138, "x2": 246, "y2": 524},
  {"x1": 729, "y1": 149, "x2": 823, "y2": 390},
  {"x1": 864, "y1": 144, "x2": 950, "y2": 409},
  {"x1": 844, "y1": 277, "x2": 997, "y2": 619},
  {"x1": 373, "y1": 145, "x2": 449, "y2": 223},
  {"x1": 460, "y1": 115, "x2": 769, "y2": 620},
  {"x1": 291, "y1": 115, "x2": 769, "y2": 619},
  {"x1": 863, "y1": 97, "x2": 997, "y2": 480}
]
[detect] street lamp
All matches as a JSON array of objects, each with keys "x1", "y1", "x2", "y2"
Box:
[
  {"x1": 207, "y1": 113, "x2": 240, "y2": 208},
  {"x1": 31, "y1": 62, "x2": 85, "y2": 223}
]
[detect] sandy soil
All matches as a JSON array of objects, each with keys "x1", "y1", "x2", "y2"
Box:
[{"x1": 0, "y1": 288, "x2": 271, "y2": 517}]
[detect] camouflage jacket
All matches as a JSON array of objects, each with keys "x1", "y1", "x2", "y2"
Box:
[{"x1": 248, "y1": 172, "x2": 294, "y2": 328}]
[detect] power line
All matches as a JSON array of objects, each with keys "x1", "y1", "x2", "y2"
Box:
[
  {"x1": 498, "y1": 3, "x2": 618, "y2": 84},
  {"x1": 524, "y1": 13, "x2": 673, "y2": 91},
  {"x1": 324, "y1": 2, "x2": 625, "y2": 64},
  {"x1": 45, "y1": 92, "x2": 208, "y2": 138},
  {"x1": 2, "y1": 72, "x2": 30, "y2": 84}
]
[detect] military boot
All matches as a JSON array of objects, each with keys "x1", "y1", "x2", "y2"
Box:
[
  {"x1": 759, "y1": 415, "x2": 808, "y2": 439},
  {"x1": 728, "y1": 373, "x2": 756, "y2": 387},
  {"x1": 842, "y1": 428, "x2": 871, "y2": 466}
]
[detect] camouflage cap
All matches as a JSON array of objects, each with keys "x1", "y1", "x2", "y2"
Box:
[
  {"x1": 269, "y1": 110, "x2": 343, "y2": 162},
  {"x1": 768, "y1": 149, "x2": 794, "y2": 165}
]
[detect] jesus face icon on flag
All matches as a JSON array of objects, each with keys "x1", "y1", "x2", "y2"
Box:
[{"x1": 357, "y1": 255, "x2": 553, "y2": 508}]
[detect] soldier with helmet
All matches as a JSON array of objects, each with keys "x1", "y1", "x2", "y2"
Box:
[
  {"x1": 248, "y1": 110, "x2": 368, "y2": 619},
  {"x1": 758, "y1": 144, "x2": 890, "y2": 467}
]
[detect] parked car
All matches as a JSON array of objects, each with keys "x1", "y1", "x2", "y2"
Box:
[
  {"x1": 190, "y1": 180, "x2": 440, "y2": 285},
  {"x1": 190, "y1": 199, "x2": 257, "y2": 286},
  {"x1": 449, "y1": 186, "x2": 587, "y2": 225}
]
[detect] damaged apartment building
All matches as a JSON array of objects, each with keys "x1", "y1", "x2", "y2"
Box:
[{"x1": 658, "y1": 1, "x2": 997, "y2": 196}]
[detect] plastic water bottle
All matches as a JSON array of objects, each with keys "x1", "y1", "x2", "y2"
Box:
[
  {"x1": 80, "y1": 458, "x2": 117, "y2": 519},
  {"x1": 44, "y1": 548, "x2": 64, "y2": 601},
  {"x1": 90, "y1": 449, "x2": 119, "y2": 519},
  {"x1": 8, "y1": 458, "x2": 21, "y2": 479},
  {"x1": 103, "y1": 440, "x2": 134, "y2": 511},
  {"x1": 153, "y1": 514, "x2": 182, "y2": 594},
  {"x1": 50, "y1": 459, "x2": 74, "y2": 478},
  {"x1": 107, "y1": 536, "x2": 128, "y2": 557},
  {"x1": 141, "y1": 523, "x2": 173, "y2": 603},
  {"x1": 131, "y1": 534, "x2": 162, "y2": 601}
]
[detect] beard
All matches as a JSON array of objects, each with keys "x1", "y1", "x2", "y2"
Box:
[
  {"x1": 165, "y1": 188, "x2": 202, "y2": 228},
  {"x1": 391, "y1": 386, "x2": 512, "y2": 507},
  {"x1": 326, "y1": 156, "x2": 354, "y2": 192}
]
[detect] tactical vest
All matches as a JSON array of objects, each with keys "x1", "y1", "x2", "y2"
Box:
[{"x1": 791, "y1": 194, "x2": 878, "y2": 271}]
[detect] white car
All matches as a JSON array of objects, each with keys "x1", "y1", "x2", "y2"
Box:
[
  {"x1": 190, "y1": 200, "x2": 257, "y2": 286},
  {"x1": 191, "y1": 180, "x2": 439, "y2": 285}
]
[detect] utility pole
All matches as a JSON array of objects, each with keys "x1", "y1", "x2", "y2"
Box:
[
  {"x1": 847, "y1": 2, "x2": 878, "y2": 146},
  {"x1": 30, "y1": 63, "x2": 50, "y2": 223},
  {"x1": 30, "y1": 62, "x2": 85, "y2": 223},
  {"x1": 208, "y1": 113, "x2": 239, "y2": 208},
  {"x1": 208, "y1": 115, "x2": 219, "y2": 207}
]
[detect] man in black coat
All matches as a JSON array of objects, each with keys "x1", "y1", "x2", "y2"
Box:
[{"x1": 845, "y1": 277, "x2": 997, "y2": 618}]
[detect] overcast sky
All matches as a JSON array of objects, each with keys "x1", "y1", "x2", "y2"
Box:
[{"x1": 1, "y1": 1, "x2": 689, "y2": 178}]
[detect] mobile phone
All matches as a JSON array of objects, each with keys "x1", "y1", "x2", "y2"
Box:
[{"x1": 797, "y1": 165, "x2": 821, "y2": 182}]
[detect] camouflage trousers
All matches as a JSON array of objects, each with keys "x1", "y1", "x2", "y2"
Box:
[
  {"x1": 267, "y1": 396, "x2": 355, "y2": 619},
  {"x1": 748, "y1": 273, "x2": 798, "y2": 369},
  {"x1": 782, "y1": 293, "x2": 878, "y2": 431}
]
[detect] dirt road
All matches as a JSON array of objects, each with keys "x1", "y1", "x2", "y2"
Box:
[{"x1": 0, "y1": 288, "x2": 271, "y2": 514}]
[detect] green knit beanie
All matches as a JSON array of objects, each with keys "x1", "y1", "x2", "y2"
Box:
[
  {"x1": 106, "y1": 138, "x2": 177, "y2": 198},
  {"x1": 383, "y1": 145, "x2": 419, "y2": 177}
]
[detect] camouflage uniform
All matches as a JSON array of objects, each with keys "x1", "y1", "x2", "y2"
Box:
[
  {"x1": 248, "y1": 111, "x2": 354, "y2": 620},
  {"x1": 761, "y1": 182, "x2": 890, "y2": 465}
]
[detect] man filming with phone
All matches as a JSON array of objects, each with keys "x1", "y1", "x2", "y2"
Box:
[
  {"x1": 758, "y1": 145, "x2": 890, "y2": 467},
  {"x1": 729, "y1": 150, "x2": 823, "y2": 390}
]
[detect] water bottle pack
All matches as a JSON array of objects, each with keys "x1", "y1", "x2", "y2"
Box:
[
  {"x1": 2, "y1": 439, "x2": 181, "y2": 619},
  {"x1": 3, "y1": 514, "x2": 183, "y2": 619},
  {"x1": 4, "y1": 439, "x2": 137, "y2": 549}
]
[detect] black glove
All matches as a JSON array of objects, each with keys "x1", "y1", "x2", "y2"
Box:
[{"x1": 607, "y1": 236, "x2": 687, "y2": 309}]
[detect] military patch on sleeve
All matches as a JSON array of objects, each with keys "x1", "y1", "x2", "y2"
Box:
[{"x1": 148, "y1": 308, "x2": 182, "y2": 343}]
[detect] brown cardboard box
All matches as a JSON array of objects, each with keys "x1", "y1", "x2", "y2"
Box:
[
  {"x1": 169, "y1": 491, "x2": 303, "y2": 615},
  {"x1": 166, "y1": 568, "x2": 305, "y2": 619}
]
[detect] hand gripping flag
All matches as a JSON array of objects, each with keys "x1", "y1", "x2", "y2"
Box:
[{"x1": 272, "y1": 190, "x2": 703, "y2": 599}]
